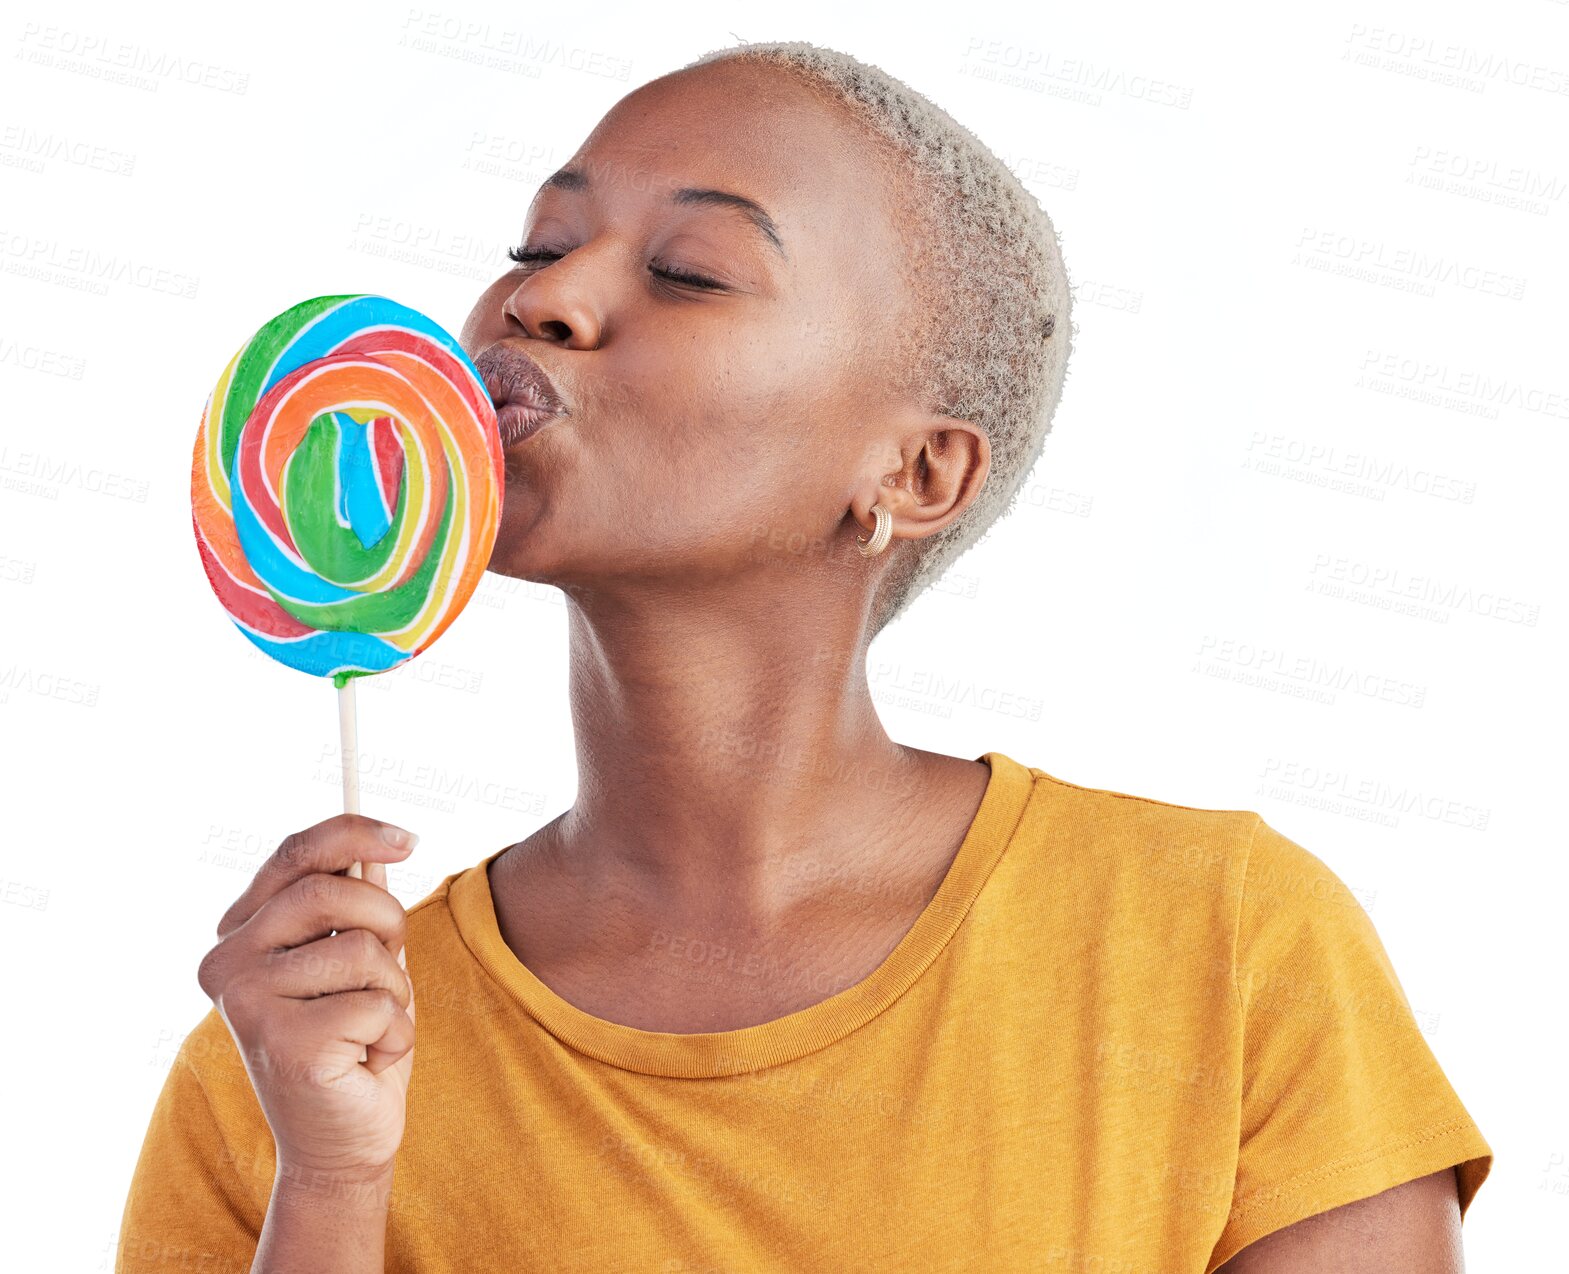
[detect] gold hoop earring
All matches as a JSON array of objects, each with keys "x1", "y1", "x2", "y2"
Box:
[{"x1": 856, "y1": 503, "x2": 893, "y2": 558}]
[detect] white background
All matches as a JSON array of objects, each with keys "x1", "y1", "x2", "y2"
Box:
[{"x1": 2, "y1": 0, "x2": 1565, "y2": 1267}]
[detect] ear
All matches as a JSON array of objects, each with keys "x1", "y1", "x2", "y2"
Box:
[{"x1": 849, "y1": 409, "x2": 991, "y2": 546}]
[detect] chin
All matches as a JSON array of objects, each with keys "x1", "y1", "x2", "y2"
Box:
[
  {"x1": 487, "y1": 509, "x2": 567, "y2": 586},
  {"x1": 489, "y1": 523, "x2": 542, "y2": 574}
]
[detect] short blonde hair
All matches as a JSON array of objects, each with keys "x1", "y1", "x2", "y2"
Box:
[{"x1": 681, "y1": 40, "x2": 1076, "y2": 635}]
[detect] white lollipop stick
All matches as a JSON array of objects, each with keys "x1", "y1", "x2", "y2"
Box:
[
  {"x1": 338, "y1": 678, "x2": 371, "y2": 1066},
  {"x1": 338, "y1": 679, "x2": 364, "y2": 880}
]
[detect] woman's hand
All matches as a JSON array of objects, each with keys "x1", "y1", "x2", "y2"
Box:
[{"x1": 197, "y1": 814, "x2": 418, "y2": 1185}]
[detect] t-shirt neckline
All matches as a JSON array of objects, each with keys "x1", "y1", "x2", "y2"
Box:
[{"x1": 446, "y1": 750, "x2": 1038, "y2": 1077}]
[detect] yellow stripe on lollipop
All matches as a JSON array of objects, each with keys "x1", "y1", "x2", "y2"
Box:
[
  {"x1": 394, "y1": 353, "x2": 490, "y2": 652},
  {"x1": 399, "y1": 420, "x2": 472, "y2": 651},
  {"x1": 368, "y1": 352, "x2": 484, "y2": 651},
  {"x1": 378, "y1": 417, "x2": 459, "y2": 652},
  {"x1": 203, "y1": 351, "x2": 243, "y2": 511}
]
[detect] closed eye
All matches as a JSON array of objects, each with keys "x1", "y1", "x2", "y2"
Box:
[{"x1": 505, "y1": 245, "x2": 725, "y2": 291}]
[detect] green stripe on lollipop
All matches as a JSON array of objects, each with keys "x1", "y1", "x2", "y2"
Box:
[
  {"x1": 273, "y1": 462, "x2": 455, "y2": 636},
  {"x1": 283, "y1": 414, "x2": 406, "y2": 584},
  {"x1": 219, "y1": 295, "x2": 352, "y2": 473}
]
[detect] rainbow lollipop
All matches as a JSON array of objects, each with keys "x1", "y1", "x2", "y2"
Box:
[{"x1": 192, "y1": 294, "x2": 502, "y2": 839}]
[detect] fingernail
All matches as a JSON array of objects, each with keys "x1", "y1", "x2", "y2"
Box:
[{"x1": 381, "y1": 826, "x2": 418, "y2": 850}]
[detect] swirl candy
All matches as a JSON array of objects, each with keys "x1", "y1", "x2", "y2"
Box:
[{"x1": 191, "y1": 295, "x2": 503, "y2": 686}]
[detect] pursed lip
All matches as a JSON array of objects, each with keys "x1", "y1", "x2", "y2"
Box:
[{"x1": 472, "y1": 343, "x2": 568, "y2": 446}]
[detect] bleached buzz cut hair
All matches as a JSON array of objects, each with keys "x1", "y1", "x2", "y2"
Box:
[{"x1": 680, "y1": 39, "x2": 1076, "y2": 637}]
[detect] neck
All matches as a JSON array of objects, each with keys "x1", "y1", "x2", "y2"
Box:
[{"x1": 536, "y1": 585, "x2": 935, "y2": 919}]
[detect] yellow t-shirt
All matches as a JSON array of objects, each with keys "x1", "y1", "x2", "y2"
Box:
[{"x1": 118, "y1": 751, "x2": 1492, "y2": 1272}]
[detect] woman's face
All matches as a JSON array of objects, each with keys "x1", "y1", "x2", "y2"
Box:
[{"x1": 460, "y1": 61, "x2": 939, "y2": 602}]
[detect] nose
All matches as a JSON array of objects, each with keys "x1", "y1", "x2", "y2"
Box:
[{"x1": 502, "y1": 257, "x2": 605, "y2": 349}]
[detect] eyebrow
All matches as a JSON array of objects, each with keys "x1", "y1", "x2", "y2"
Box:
[{"x1": 540, "y1": 166, "x2": 787, "y2": 259}]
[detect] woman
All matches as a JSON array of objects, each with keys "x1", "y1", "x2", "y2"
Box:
[{"x1": 119, "y1": 41, "x2": 1491, "y2": 1272}]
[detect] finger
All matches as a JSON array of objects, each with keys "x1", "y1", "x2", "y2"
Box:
[
  {"x1": 251, "y1": 929, "x2": 413, "y2": 1011},
  {"x1": 364, "y1": 1006, "x2": 415, "y2": 1075},
  {"x1": 243, "y1": 872, "x2": 409, "y2": 956},
  {"x1": 367, "y1": 956, "x2": 416, "y2": 1074},
  {"x1": 298, "y1": 988, "x2": 414, "y2": 1055},
  {"x1": 218, "y1": 815, "x2": 416, "y2": 938}
]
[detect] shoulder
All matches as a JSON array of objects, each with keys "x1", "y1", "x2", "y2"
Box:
[
  {"x1": 1020, "y1": 757, "x2": 1262, "y2": 833},
  {"x1": 1013, "y1": 763, "x2": 1385, "y2": 995},
  {"x1": 989, "y1": 758, "x2": 1267, "y2": 995},
  {"x1": 173, "y1": 1006, "x2": 255, "y2": 1121},
  {"x1": 405, "y1": 865, "x2": 461, "y2": 927},
  {"x1": 1014, "y1": 758, "x2": 1262, "y2": 903}
]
